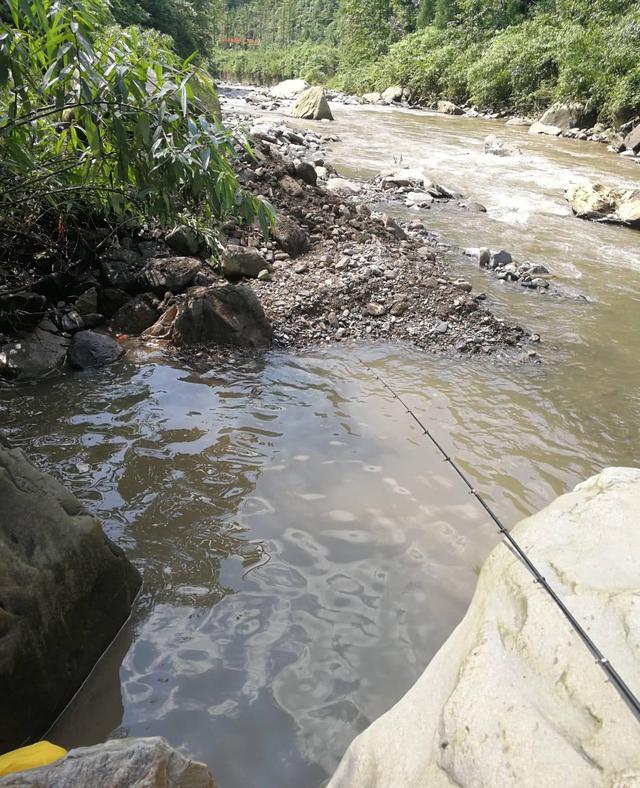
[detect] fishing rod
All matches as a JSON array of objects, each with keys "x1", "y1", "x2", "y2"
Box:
[{"x1": 357, "y1": 356, "x2": 640, "y2": 724}]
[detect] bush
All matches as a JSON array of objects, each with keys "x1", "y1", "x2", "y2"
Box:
[{"x1": 0, "y1": 0, "x2": 270, "y2": 264}]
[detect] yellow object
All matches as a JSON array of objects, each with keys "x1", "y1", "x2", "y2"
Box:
[{"x1": 0, "y1": 741, "x2": 67, "y2": 776}]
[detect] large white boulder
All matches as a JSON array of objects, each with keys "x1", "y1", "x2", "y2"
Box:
[
  {"x1": 269, "y1": 78, "x2": 309, "y2": 99},
  {"x1": 330, "y1": 468, "x2": 640, "y2": 788}
]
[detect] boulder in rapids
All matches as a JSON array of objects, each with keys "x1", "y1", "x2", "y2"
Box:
[
  {"x1": 484, "y1": 134, "x2": 521, "y2": 156},
  {"x1": 0, "y1": 737, "x2": 213, "y2": 787},
  {"x1": 623, "y1": 124, "x2": 640, "y2": 153},
  {"x1": 149, "y1": 284, "x2": 272, "y2": 349},
  {"x1": 269, "y1": 78, "x2": 309, "y2": 99},
  {"x1": 436, "y1": 100, "x2": 463, "y2": 115},
  {"x1": 565, "y1": 183, "x2": 640, "y2": 227},
  {"x1": 288, "y1": 87, "x2": 333, "y2": 121},
  {"x1": 0, "y1": 436, "x2": 141, "y2": 753},
  {"x1": 330, "y1": 467, "x2": 640, "y2": 788},
  {"x1": 539, "y1": 102, "x2": 595, "y2": 131},
  {"x1": 616, "y1": 191, "x2": 640, "y2": 227}
]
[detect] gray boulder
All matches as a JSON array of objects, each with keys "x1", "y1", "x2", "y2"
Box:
[
  {"x1": 325, "y1": 177, "x2": 362, "y2": 196},
  {"x1": 295, "y1": 160, "x2": 318, "y2": 186},
  {"x1": 67, "y1": 331, "x2": 124, "y2": 369},
  {"x1": 270, "y1": 78, "x2": 309, "y2": 99},
  {"x1": 362, "y1": 92, "x2": 382, "y2": 104},
  {"x1": 0, "y1": 328, "x2": 69, "y2": 380},
  {"x1": 222, "y1": 246, "x2": 269, "y2": 278},
  {"x1": 436, "y1": 100, "x2": 463, "y2": 115},
  {"x1": 165, "y1": 225, "x2": 201, "y2": 256},
  {"x1": 539, "y1": 102, "x2": 595, "y2": 131},
  {"x1": 137, "y1": 256, "x2": 201, "y2": 295},
  {"x1": 528, "y1": 120, "x2": 562, "y2": 137},
  {"x1": 623, "y1": 125, "x2": 640, "y2": 153},
  {"x1": 274, "y1": 216, "x2": 309, "y2": 257},
  {"x1": 381, "y1": 86, "x2": 403, "y2": 104},
  {"x1": 169, "y1": 285, "x2": 272, "y2": 348},
  {"x1": 74, "y1": 287, "x2": 98, "y2": 316},
  {"x1": 288, "y1": 87, "x2": 334, "y2": 121},
  {"x1": 0, "y1": 737, "x2": 213, "y2": 787},
  {"x1": 110, "y1": 293, "x2": 160, "y2": 335},
  {"x1": 0, "y1": 437, "x2": 141, "y2": 752}
]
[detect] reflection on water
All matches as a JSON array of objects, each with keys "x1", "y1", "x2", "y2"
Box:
[{"x1": 2, "y1": 105, "x2": 640, "y2": 787}]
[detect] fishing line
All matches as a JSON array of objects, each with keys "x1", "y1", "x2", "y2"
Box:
[{"x1": 357, "y1": 356, "x2": 640, "y2": 723}]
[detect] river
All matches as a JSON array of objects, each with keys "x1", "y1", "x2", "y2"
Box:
[{"x1": 1, "y1": 99, "x2": 639, "y2": 787}]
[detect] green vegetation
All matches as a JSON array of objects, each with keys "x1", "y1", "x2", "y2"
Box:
[
  {"x1": 213, "y1": 0, "x2": 640, "y2": 123},
  {"x1": 0, "y1": 0, "x2": 270, "y2": 266}
]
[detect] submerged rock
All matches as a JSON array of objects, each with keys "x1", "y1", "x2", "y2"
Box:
[
  {"x1": 0, "y1": 437, "x2": 141, "y2": 752},
  {"x1": 330, "y1": 467, "x2": 640, "y2": 788},
  {"x1": 0, "y1": 737, "x2": 213, "y2": 787},
  {"x1": 484, "y1": 134, "x2": 521, "y2": 156},
  {"x1": 288, "y1": 86, "x2": 333, "y2": 121}
]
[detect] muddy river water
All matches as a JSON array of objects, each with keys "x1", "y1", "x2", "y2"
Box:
[{"x1": 1, "y1": 101, "x2": 639, "y2": 786}]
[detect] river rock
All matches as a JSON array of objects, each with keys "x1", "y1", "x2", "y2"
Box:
[
  {"x1": 100, "y1": 247, "x2": 145, "y2": 291},
  {"x1": 222, "y1": 246, "x2": 269, "y2": 278},
  {"x1": 270, "y1": 78, "x2": 309, "y2": 99},
  {"x1": 362, "y1": 92, "x2": 382, "y2": 103},
  {"x1": 288, "y1": 87, "x2": 333, "y2": 121},
  {"x1": 0, "y1": 328, "x2": 69, "y2": 380},
  {"x1": 325, "y1": 177, "x2": 362, "y2": 196},
  {"x1": 623, "y1": 124, "x2": 640, "y2": 153},
  {"x1": 295, "y1": 160, "x2": 318, "y2": 186},
  {"x1": 330, "y1": 467, "x2": 640, "y2": 788},
  {"x1": 566, "y1": 183, "x2": 619, "y2": 221},
  {"x1": 74, "y1": 287, "x2": 98, "y2": 316},
  {"x1": 0, "y1": 436, "x2": 141, "y2": 752},
  {"x1": 436, "y1": 100, "x2": 463, "y2": 115},
  {"x1": 137, "y1": 256, "x2": 201, "y2": 294},
  {"x1": 165, "y1": 225, "x2": 201, "y2": 256},
  {"x1": 0, "y1": 737, "x2": 213, "y2": 787},
  {"x1": 67, "y1": 330, "x2": 124, "y2": 369},
  {"x1": 98, "y1": 288, "x2": 131, "y2": 318},
  {"x1": 381, "y1": 86, "x2": 403, "y2": 104},
  {"x1": 505, "y1": 117, "x2": 532, "y2": 127},
  {"x1": 110, "y1": 293, "x2": 160, "y2": 334},
  {"x1": 528, "y1": 121, "x2": 562, "y2": 136},
  {"x1": 274, "y1": 216, "x2": 310, "y2": 257},
  {"x1": 0, "y1": 292, "x2": 48, "y2": 331},
  {"x1": 616, "y1": 192, "x2": 640, "y2": 227},
  {"x1": 168, "y1": 284, "x2": 272, "y2": 348},
  {"x1": 539, "y1": 102, "x2": 595, "y2": 131}
]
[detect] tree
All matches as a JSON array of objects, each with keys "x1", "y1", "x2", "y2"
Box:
[
  {"x1": 338, "y1": 0, "x2": 391, "y2": 67},
  {"x1": 416, "y1": 0, "x2": 436, "y2": 28}
]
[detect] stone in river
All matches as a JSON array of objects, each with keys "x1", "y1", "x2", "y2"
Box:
[
  {"x1": 288, "y1": 87, "x2": 333, "y2": 121},
  {"x1": 67, "y1": 330, "x2": 124, "y2": 369}
]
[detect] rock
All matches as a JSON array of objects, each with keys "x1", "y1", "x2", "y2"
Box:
[
  {"x1": 539, "y1": 102, "x2": 595, "y2": 131},
  {"x1": 528, "y1": 121, "x2": 562, "y2": 137},
  {"x1": 381, "y1": 86, "x2": 403, "y2": 104},
  {"x1": 406, "y1": 192, "x2": 433, "y2": 207},
  {"x1": 491, "y1": 249, "x2": 512, "y2": 266},
  {"x1": 288, "y1": 87, "x2": 333, "y2": 121},
  {"x1": 382, "y1": 215, "x2": 407, "y2": 240},
  {"x1": 257, "y1": 269, "x2": 272, "y2": 281},
  {"x1": 100, "y1": 247, "x2": 145, "y2": 291},
  {"x1": 365, "y1": 302, "x2": 386, "y2": 317},
  {"x1": 0, "y1": 437, "x2": 140, "y2": 752},
  {"x1": 436, "y1": 100, "x2": 463, "y2": 115},
  {"x1": 295, "y1": 160, "x2": 318, "y2": 186},
  {"x1": 0, "y1": 737, "x2": 213, "y2": 787},
  {"x1": 0, "y1": 328, "x2": 69, "y2": 380},
  {"x1": 617, "y1": 192, "x2": 640, "y2": 227},
  {"x1": 566, "y1": 183, "x2": 619, "y2": 221},
  {"x1": 269, "y1": 78, "x2": 309, "y2": 99},
  {"x1": 484, "y1": 134, "x2": 521, "y2": 156},
  {"x1": 459, "y1": 201, "x2": 487, "y2": 213},
  {"x1": 137, "y1": 256, "x2": 201, "y2": 295},
  {"x1": 279, "y1": 174, "x2": 305, "y2": 198},
  {"x1": 98, "y1": 288, "x2": 130, "y2": 318},
  {"x1": 274, "y1": 216, "x2": 310, "y2": 257},
  {"x1": 330, "y1": 468, "x2": 640, "y2": 788},
  {"x1": 505, "y1": 117, "x2": 532, "y2": 127},
  {"x1": 168, "y1": 285, "x2": 272, "y2": 348},
  {"x1": 478, "y1": 248, "x2": 491, "y2": 267},
  {"x1": 0, "y1": 292, "x2": 48, "y2": 331},
  {"x1": 110, "y1": 293, "x2": 160, "y2": 335},
  {"x1": 74, "y1": 287, "x2": 98, "y2": 316},
  {"x1": 362, "y1": 92, "x2": 382, "y2": 103},
  {"x1": 67, "y1": 331, "x2": 124, "y2": 369},
  {"x1": 325, "y1": 178, "x2": 362, "y2": 196},
  {"x1": 623, "y1": 125, "x2": 640, "y2": 153},
  {"x1": 222, "y1": 246, "x2": 269, "y2": 278},
  {"x1": 165, "y1": 225, "x2": 201, "y2": 256}
]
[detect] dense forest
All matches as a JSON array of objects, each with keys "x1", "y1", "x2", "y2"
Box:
[{"x1": 210, "y1": 0, "x2": 640, "y2": 123}]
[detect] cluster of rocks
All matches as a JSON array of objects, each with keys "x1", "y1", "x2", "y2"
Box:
[
  {"x1": 566, "y1": 183, "x2": 640, "y2": 228},
  {"x1": 464, "y1": 247, "x2": 551, "y2": 291}
]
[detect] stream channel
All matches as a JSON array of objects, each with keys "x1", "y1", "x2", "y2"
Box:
[{"x1": 1, "y1": 98, "x2": 639, "y2": 787}]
